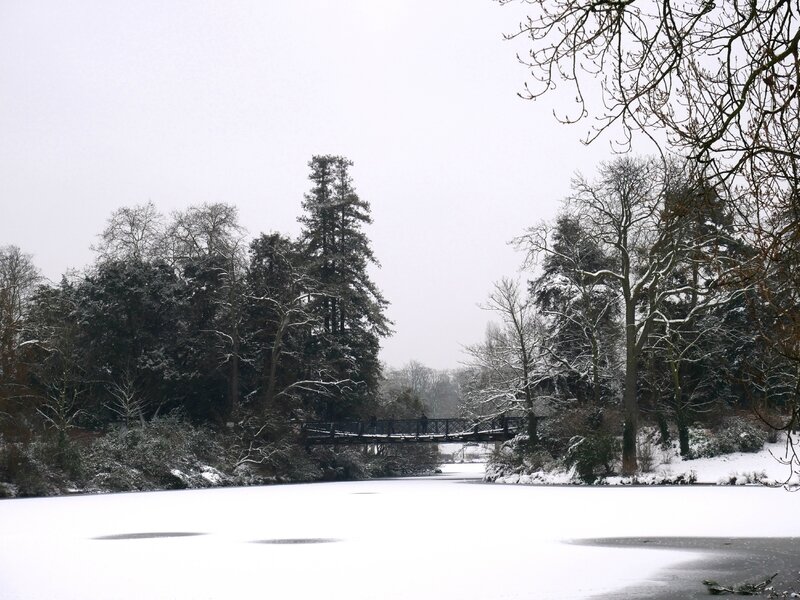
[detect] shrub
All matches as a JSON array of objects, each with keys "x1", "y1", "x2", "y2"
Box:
[
  {"x1": 485, "y1": 435, "x2": 557, "y2": 481},
  {"x1": 686, "y1": 426, "x2": 717, "y2": 459},
  {"x1": 716, "y1": 417, "x2": 766, "y2": 454},
  {"x1": 538, "y1": 404, "x2": 622, "y2": 456},
  {"x1": 235, "y1": 440, "x2": 322, "y2": 484},
  {"x1": 311, "y1": 446, "x2": 369, "y2": 480},
  {"x1": 687, "y1": 417, "x2": 766, "y2": 459},
  {"x1": 637, "y1": 439, "x2": 656, "y2": 473},
  {"x1": 84, "y1": 414, "x2": 234, "y2": 492},
  {"x1": 620, "y1": 470, "x2": 697, "y2": 485},
  {"x1": 0, "y1": 440, "x2": 66, "y2": 497},
  {"x1": 564, "y1": 433, "x2": 620, "y2": 483},
  {"x1": 719, "y1": 470, "x2": 769, "y2": 486}
]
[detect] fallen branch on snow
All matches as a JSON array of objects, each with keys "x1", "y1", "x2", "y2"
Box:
[{"x1": 703, "y1": 573, "x2": 778, "y2": 595}]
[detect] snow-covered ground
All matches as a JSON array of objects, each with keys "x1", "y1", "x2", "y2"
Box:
[
  {"x1": 491, "y1": 435, "x2": 800, "y2": 486},
  {"x1": 2, "y1": 456, "x2": 799, "y2": 600},
  {"x1": 658, "y1": 437, "x2": 799, "y2": 485}
]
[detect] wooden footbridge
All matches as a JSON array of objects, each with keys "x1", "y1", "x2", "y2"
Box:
[{"x1": 301, "y1": 416, "x2": 525, "y2": 445}]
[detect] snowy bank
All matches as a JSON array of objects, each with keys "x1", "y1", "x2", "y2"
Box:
[{"x1": 485, "y1": 435, "x2": 800, "y2": 487}]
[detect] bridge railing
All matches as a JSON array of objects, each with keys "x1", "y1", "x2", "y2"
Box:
[{"x1": 301, "y1": 416, "x2": 525, "y2": 444}]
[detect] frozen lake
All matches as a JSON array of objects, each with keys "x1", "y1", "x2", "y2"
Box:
[{"x1": 1, "y1": 464, "x2": 799, "y2": 599}]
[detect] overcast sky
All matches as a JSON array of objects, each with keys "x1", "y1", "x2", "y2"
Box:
[{"x1": 0, "y1": 1, "x2": 619, "y2": 370}]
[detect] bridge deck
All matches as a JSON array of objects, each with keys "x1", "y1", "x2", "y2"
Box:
[{"x1": 302, "y1": 416, "x2": 525, "y2": 445}]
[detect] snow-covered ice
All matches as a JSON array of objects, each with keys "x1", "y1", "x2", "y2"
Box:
[{"x1": 2, "y1": 461, "x2": 800, "y2": 600}]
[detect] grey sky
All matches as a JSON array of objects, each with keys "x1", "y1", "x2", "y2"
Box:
[{"x1": 0, "y1": 1, "x2": 615, "y2": 369}]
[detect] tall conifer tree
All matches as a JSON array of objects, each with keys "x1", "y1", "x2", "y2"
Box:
[{"x1": 299, "y1": 155, "x2": 390, "y2": 418}]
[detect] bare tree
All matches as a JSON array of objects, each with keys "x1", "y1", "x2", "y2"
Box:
[
  {"x1": 168, "y1": 203, "x2": 247, "y2": 418},
  {"x1": 104, "y1": 371, "x2": 148, "y2": 428},
  {"x1": 516, "y1": 157, "x2": 731, "y2": 473},
  {"x1": 168, "y1": 202, "x2": 244, "y2": 262},
  {"x1": 463, "y1": 277, "x2": 546, "y2": 443},
  {"x1": 92, "y1": 201, "x2": 167, "y2": 263},
  {"x1": 742, "y1": 210, "x2": 800, "y2": 475},
  {"x1": 645, "y1": 319, "x2": 723, "y2": 455},
  {"x1": 500, "y1": 0, "x2": 799, "y2": 181},
  {"x1": 0, "y1": 246, "x2": 40, "y2": 387},
  {"x1": 383, "y1": 360, "x2": 435, "y2": 412}
]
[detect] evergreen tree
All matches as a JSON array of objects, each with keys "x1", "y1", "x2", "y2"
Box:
[
  {"x1": 244, "y1": 232, "x2": 315, "y2": 414},
  {"x1": 298, "y1": 155, "x2": 390, "y2": 418},
  {"x1": 74, "y1": 260, "x2": 186, "y2": 423},
  {"x1": 642, "y1": 175, "x2": 739, "y2": 454},
  {"x1": 168, "y1": 203, "x2": 246, "y2": 419},
  {"x1": 531, "y1": 214, "x2": 620, "y2": 405}
]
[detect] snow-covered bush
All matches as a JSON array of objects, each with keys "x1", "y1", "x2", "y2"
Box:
[
  {"x1": 615, "y1": 470, "x2": 697, "y2": 485},
  {"x1": 686, "y1": 426, "x2": 717, "y2": 458},
  {"x1": 84, "y1": 414, "x2": 234, "y2": 492},
  {"x1": 312, "y1": 443, "x2": 439, "y2": 480},
  {"x1": 687, "y1": 417, "x2": 766, "y2": 459},
  {"x1": 716, "y1": 417, "x2": 766, "y2": 454},
  {"x1": 0, "y1": 442, "x2": 54, "y2": 497},
  {"x1": 484, "y1": 434, "x2": 558, "y2": 481},
  {"x1": 311, "y1": 446, "x2": 369, "y2": 480},
  {"x1": 0, "y1": 438, "x2": 84, "y2": 497},
  {"x1": 564, "y1": 433, "x2": 619, "y2": 483},
  {"x1": 374, "y1": 444, "x2": 440, "y2": 477},
  {"x1": 636, "y1": 438, "x2": 656, "y2": 473},
  {"x1": 718, "y1": 470, "x2": 770, "y2": 486},
  {"x1": 234, "y1": 441, "x2": 322, "y2": 484},
  {"x1": 538, "y1": 404, "x2": 621, "y2": 455}
]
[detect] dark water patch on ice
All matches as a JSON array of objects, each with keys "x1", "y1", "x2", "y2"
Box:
[
  {"x1": 574, "y1": 537, "x2": 800, "y2": 600},
  {"x1": 252, "y1": 538, "x2": 341, "y2": 545},
  {"x1": 93, "y1": 532, "x2": 205, "y2": 540}
]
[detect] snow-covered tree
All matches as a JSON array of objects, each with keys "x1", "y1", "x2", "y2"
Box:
[
  {"x1": 463, "y1": 277, "x2": 546, "y2": 443},
  {"x1": 0, "y1": 246, "x2": 40, "y2": 390},
  {"x1": 245, "y1": 232, "x2": 333, "y2": 414},
  {"x1": 92, "y1": 201, "x2": 167, "y2": 264},
  {"x1": 74, "y1": 260, "x2": 186, "y2": 421},
  {"x1": 168, "y1": 202, "x2": 247, "y2": 418},
  {"x1": 531, "y1": 214, "x2": 620, "y2": 406},
  {"x1": 298, "y1": 155, "x2": 390, "y2": 418},
  {"x1": 516, "y1": 157, "x2": 734, "y2": 473},
  {"x1": 381, "y1": 362, "x2": 462, "y2": 418},
  {"x1": 24, "y1": 280, "x2": 88, "y2": 449}
]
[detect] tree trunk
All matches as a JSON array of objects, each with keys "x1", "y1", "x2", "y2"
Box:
[
  {"x1": 669, "y1": 352, "x2": 689, "y2": 456},
  {"x1": 527, "y1": 413, "x2": 539, "y2": 447},
  {"x1": 591, "y1": 335, "x2": 601, "y2": 405},
  {"x1": 674, "y1": 402, "x2": 691, "y2": 457},
  {"x1": 228, "y1": 326, "x2": 240, "y2": 420},
  {"x1": 677, "y1": 413, "x2": 690, "y2": 457},
  {"x1": 622, "y1": 305, "x2": 639, "y2": 475},
  {"x1": 264, "y1": 331, "x2": 283, "y2": 413},
  {"x1": 655, "y1": 408, "x2": 670, "y2": 446}
]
